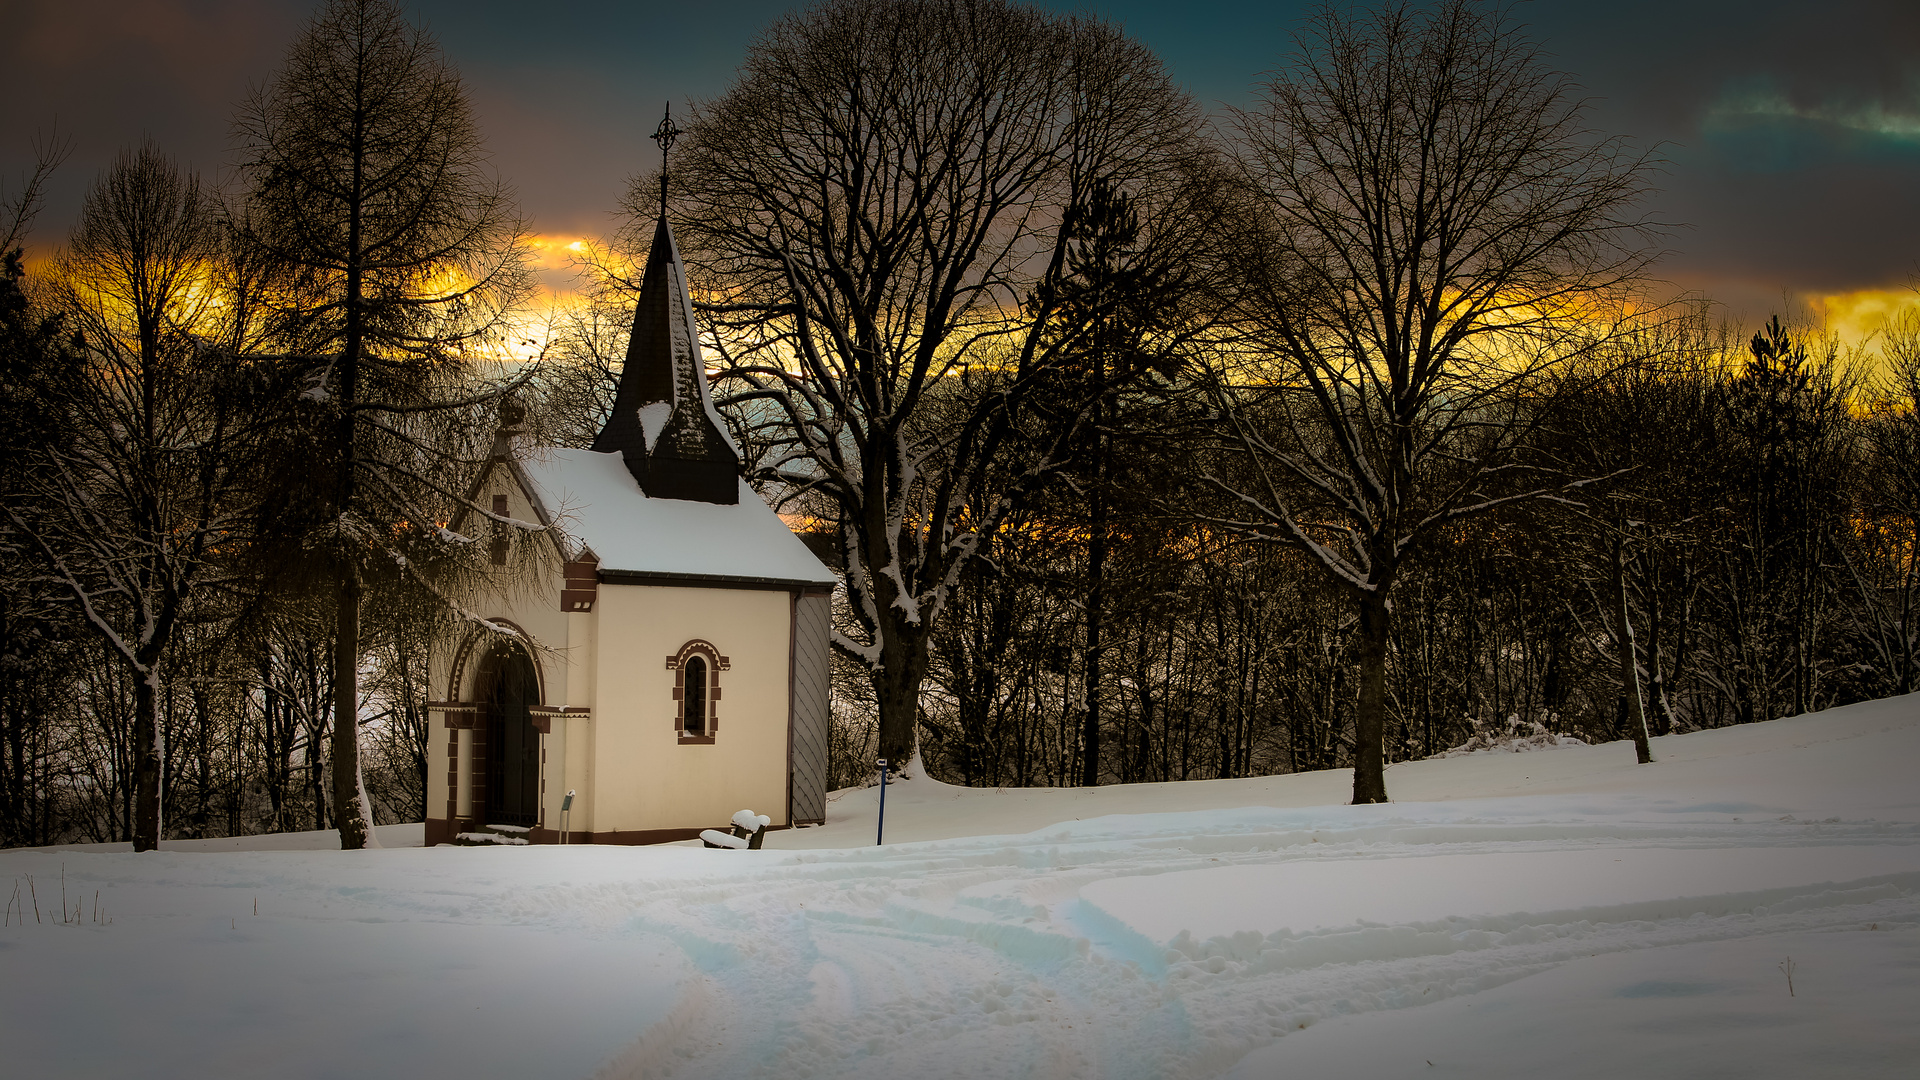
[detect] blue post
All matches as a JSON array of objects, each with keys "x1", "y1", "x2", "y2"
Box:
[{"x1": 876, "y1": 758, "x2": 889, "y2": 846}]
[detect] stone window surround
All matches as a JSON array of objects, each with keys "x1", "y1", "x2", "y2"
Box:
[{"x1": 666, "y1": 639, "x2": 729, "y2": 745}]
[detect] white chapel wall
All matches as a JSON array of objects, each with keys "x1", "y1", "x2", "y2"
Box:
[{"x1": 590, "y1": 582, "x2": 794, "y2": 833}]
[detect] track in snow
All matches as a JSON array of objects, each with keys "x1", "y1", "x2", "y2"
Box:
[
  {"x1": 596, "y1": 798, "x2": 1920, "y2": 1079},
  {"x1": 9, "y1": 700, "x2": 1919, "y2": 1079}
]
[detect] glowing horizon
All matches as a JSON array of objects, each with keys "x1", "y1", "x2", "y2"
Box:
[{"x1": 17, "y1": 234, "x2": 1918, "y2": 371}]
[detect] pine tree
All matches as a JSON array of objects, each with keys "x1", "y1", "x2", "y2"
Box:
[{"x1": 233, "y1": 0, "x2": 530, "y2": 848}]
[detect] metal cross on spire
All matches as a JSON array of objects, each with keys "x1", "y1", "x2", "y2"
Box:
[{"x1": 651, "y1": 101, "x2": 682, "y2": 218}]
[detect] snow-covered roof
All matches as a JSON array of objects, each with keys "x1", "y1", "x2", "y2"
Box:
[{"x1": 516, "y1": 446, "x2": 837, "y2": 587}]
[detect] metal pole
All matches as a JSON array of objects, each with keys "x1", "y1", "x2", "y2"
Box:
[
  {"x1": 875, "y1": 758, "x2": 889, "y2": 846},
  {"x1": 560, "y1": 789, "x2": 574, "y2": 845}
]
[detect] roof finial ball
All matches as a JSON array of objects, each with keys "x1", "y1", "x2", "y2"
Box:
[
  {"x1": 490, "y1": 392, "x2": 527, "y2": 459},
  {"x1": 497, "y1": 393, "x2": 526, "y2": 431},
  {"x1": 651, "y1": 101, "x2": 682, "y2": 219}
]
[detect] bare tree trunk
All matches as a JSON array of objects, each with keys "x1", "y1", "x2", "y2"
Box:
[
  {"x1": 1902, "y1": 528, "x2": 1917, "y2": 695},
  {"x1": 1612, "y1": 533, "x2": 1654, "y2": 764},
  {"x1": 1081, "y1": 406, "x2": 1107, "y2": 787},
  {"x1": 331, "y1": 109, "x2": 367, "y2": 848},
  {"x1": 1352, "y1": 589, "x2": 1390, "y2": 803},
  {"x1": 1644, "y1": 572, "x2": 1678, "y2": 736},
  {"x1": 873, "y1": 630, "x2": 931, "y2": 770},
  {"x1": 332, "y1": 568, "x2": 370, "y2": 848},
  {"x1": 132, "y1": 666, "x2": 162, "y2": 850},
  {"x1": 312, "y1": 757, "x2": 327, "y2": 830}
]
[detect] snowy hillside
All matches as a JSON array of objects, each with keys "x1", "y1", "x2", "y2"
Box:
[{"x1": 4, "y1": 695, "x2": 1918, "y2": 1079}]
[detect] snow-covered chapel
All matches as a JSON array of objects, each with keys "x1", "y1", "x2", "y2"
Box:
[{"x1": 423, "y1": 211, "x2": 837, "y2": 846}]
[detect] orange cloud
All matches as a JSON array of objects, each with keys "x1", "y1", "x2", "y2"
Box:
[
  {"x1": 524, "y1": 233, "x2": 597, "y2": 274},
  {"x1": 1808, "y1": 288, "x2": 1920, "y2": 350}
]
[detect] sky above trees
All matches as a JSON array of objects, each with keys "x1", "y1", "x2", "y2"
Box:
[{"x1": 6, "y1": 0, "x2": 1918, "y2": 340}]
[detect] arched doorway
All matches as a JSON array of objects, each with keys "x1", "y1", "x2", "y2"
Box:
[{"x1": 477, "y1": 639, "x2": 540, "y2": 827}]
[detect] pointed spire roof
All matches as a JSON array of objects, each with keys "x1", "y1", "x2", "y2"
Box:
[{"x1": 591, "y1": 213, "x2": 740, "y2": 504}]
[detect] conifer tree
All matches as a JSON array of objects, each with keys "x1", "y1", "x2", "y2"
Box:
[{"x1": 234, "y1": 0, "x2": 529, "y2": 848}]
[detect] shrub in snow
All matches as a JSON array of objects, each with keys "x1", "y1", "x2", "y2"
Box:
[{"x1": 1436, "y1": 717, "x2": 1586, "y2": 758}]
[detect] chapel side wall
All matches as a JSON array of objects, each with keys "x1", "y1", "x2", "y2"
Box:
[
  {"x1": 789, "y1": 591, "x2": 833, "y2": 825},
  {"x1": 590, "y1": 583, "x2": 793, "y2": 833}
]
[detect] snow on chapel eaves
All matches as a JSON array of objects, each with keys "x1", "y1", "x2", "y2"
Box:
[
  {"x1": 518, "y1": 446, "x2": 836, "y2": 586},
  {"x1": 510, "y1": 207, "x2": 829, "y2": 584}
]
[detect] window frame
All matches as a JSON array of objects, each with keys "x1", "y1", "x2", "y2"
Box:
[{"x1": 665, "y1": 639, "x2": 728, "y2": 744}]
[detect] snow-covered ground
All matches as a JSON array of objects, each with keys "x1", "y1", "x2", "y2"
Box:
[{"x1": 4, "y1": 696, "x2": 1917, "y2": 1079}]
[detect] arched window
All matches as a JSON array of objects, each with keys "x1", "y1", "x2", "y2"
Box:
[
  {"x1": 682, "y1": 656, "x2": 709, "y2": 736},
  {"x1": 667, "y1": 640, "x2": 728, "y2": 743}
]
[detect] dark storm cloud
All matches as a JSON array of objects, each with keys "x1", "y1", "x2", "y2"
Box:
[
  {"x1": 2, "y1": 1, "x2": 301, "y2": 245},
  {"x1": 400, "y1": 0, "x2": 793, "y2": 237},
  {"x1": 1103, "y1": 0, "x2": 1920, "y2": 302},
  {"x1": 1525, "y1": 0, "x2": 1920, "y2": 299},
  {"x1": 6, "y1": 0, "x2": 1917, "y2": 316},
  {"x1": 0, "y1": 1, "x2": 783, "y2": 247}
]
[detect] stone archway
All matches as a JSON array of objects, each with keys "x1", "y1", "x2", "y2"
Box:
[{"x1": 475, "y1": 638, "x2": 540, "y2": 828}]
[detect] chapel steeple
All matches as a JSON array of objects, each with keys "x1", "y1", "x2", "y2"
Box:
[{"x1": 590, "y1": 103, "x2": 739, "y2": 504}]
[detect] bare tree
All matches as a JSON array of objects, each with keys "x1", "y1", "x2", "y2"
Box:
[
  {"x1": 1207, "y1": 0, "x2": 1658, "y2": 802},
  {"x1": 525, "y1": 248, "x2": 631, "y2": 449},
  {"x1": 665, "y1": 0, "x2": 1214, "y2": 769},
  {"x1": 6, "y1": 141, "x2": 271, "y2": 850},
  {"x1": 1, "y1": 131, "x2": 68, "y2": 255},
  {"x1": 1850, "y1": 313, "x2": 1920, "y2": 699},
  {"x1": 233, "y1": 0, "x2": 531, "y2": 848}
]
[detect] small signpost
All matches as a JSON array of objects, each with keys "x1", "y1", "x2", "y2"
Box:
[
  {"x1": 560, "y1": 790, "x2": 575, "y2": 845},
  {"x1": 876, "y1": 758, "x2": 890, "y2": 846}
]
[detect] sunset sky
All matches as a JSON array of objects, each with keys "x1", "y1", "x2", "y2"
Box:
[{"x1": 5, "y1": 0, "x2": 1918, "y2": 345}]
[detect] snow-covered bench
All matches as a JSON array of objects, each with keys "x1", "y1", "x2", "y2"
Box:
[
  {"x1": 700, "y1": 809, "x2": 771, "y2": 850},
  {"x1": 450, "y1": 823, "x2": 531, "y2": 846}
]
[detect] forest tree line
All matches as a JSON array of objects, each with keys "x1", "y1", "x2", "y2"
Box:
[
  {"x1": 5, "y1": 0, "x2": 1919, "y2": 847},
  {"x1": 889, "y1": 312, "x2": 1920, "y2": 791}
]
